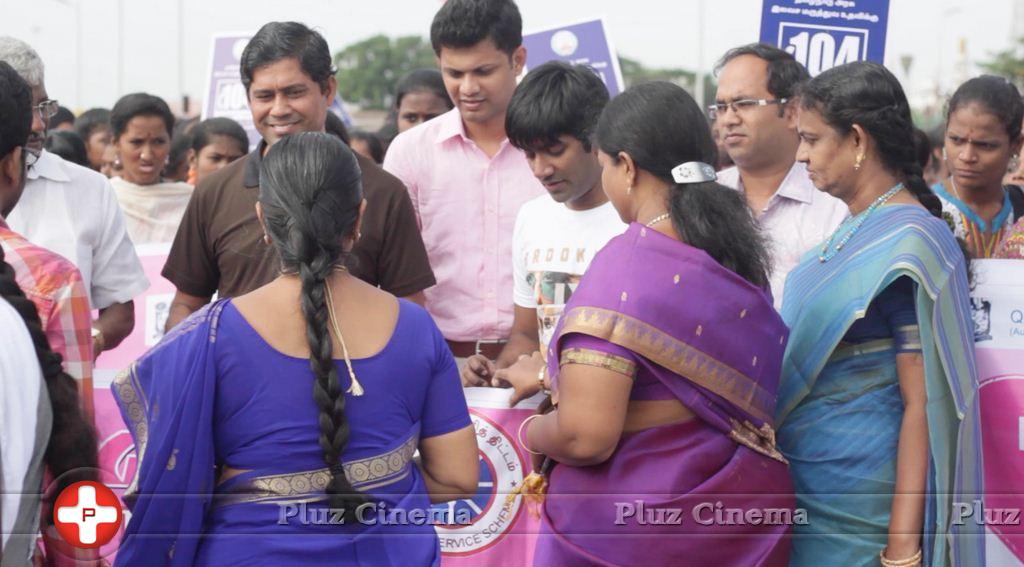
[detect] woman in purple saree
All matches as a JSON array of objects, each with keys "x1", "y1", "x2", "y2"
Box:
[
  {"x1": 504, "y1": 82, "x2": 795, "y2": 565},
  {"x1": 112, "y1": 134, "x2": 478, "y2": 566}
]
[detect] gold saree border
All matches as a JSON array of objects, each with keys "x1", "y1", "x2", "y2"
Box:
[
  {"x1": 558, "y1": 306, "x2": 773, "y2": 423},
  {"x1": 560, "y1": 347, "x2": 638, "y2": 378},
  {"x1": 214, "y1": 434, "x2": 419, "y2": 508}
]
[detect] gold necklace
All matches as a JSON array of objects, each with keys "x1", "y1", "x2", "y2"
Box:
[{"x1": 643, "y1": 212, "x2": 671, "y2": 227}]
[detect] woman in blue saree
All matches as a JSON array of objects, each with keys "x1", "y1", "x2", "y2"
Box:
[
  {"x1": 778, "y1": 62, "x2": 982, "y2": 567},
  {"x1": 113, "y1": 133, "x2": 479, "y2": 566}
]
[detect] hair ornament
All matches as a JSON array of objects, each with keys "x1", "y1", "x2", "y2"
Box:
[{"x1": 671, "y1": 162, "x2": 717, "y2": 184}]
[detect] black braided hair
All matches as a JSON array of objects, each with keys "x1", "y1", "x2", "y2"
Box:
[
  {"x1": 798, "y1": 62, "x2": 971, "y2": 268},
  {"x1": 258, "y1": 132, "x2": 365, "y2": 520},
  {"x1": 0, "y1": 247, "x2": 98, "y2": 521},
  {"x1": 595, "y1": 81, "x2": 773, "y2": 289}
]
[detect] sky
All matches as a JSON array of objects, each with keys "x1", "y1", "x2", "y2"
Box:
[{"x1": 0, "y1": 0, "x2": 1018, "y2": 112}]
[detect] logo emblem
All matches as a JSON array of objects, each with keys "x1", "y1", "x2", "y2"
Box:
[
  {"x1": 433, "y1": 411, "x2": 526, "y2": 555},
  {"x1": 550, "y1": 30, "x2": 579, "y2": 57},
  {"x1": 53, "y1": 481, "x2": 123, "y2": 548}
]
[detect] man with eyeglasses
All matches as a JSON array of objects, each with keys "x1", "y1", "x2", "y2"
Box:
[
  {"x1": 0, "y1": 37, "x2": 147, "y2": 357},
  {"x1": 711, "y1": 43, "x2": 847, "y2": 308}
]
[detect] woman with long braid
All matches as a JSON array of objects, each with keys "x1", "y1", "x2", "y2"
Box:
[
  {"x1": 113, "y1": 132, "x2": 477, "y2": 566},
  {"x1": 778, "y1": 62, "x2": 980, "y2": 566}
]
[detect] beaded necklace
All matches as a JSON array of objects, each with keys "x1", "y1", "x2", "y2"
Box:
[{"x1": 819, "y1": 183, "x2": 903, "y2": 262}]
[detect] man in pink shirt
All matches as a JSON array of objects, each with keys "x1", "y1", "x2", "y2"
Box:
[
  {"x1": 711, "y1": 43, "x2": 848, "y2": 308},
  {"x1": 384, "y1": 0, "x2": 545, "y2": 363}
]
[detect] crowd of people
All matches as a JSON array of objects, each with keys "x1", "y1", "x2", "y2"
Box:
[{"x1": 2, "y1": 0, "x2": 1024, "y2": 565}]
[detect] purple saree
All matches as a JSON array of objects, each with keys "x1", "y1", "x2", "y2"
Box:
[{"x1": 537, "y1": 223, "x2": 795, "y2": 566}]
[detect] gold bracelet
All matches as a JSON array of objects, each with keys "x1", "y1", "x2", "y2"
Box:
[
  {"x1": 516, "y1": 414, "x2": 544, "y2": 455},
  {"x1": 879, "y1": 547, "x2": 922, "y2": 567},
  {"x1": 537, "y1": 365, "x2": 550, "y2": 395}
]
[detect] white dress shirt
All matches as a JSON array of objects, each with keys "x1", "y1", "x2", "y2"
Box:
[
  {"x1": 718, "y1": 162, "x2": 849, "y2": 308},
  {"x1": 7, "y1": 150, "x2": 149, "y2": 310}
]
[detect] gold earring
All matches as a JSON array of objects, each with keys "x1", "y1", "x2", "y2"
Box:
[
  {"x1": 626, "y1": 184, "x2": 633, "y2": 196},
  {"x1": 853, "y1": 153, "x2": 865, "y2": 171},
  {"x1": 263, "y1": 233, "x2": 271, "y2": 245}
]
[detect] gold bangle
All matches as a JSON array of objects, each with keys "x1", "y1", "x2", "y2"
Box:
[
  {"x1": 537, "y1": 365, "x2": 550, "y2": 395},
  {"x1": 517, "y1": 414, "x2": 544, "y2": 455},
  {"x1": 879, "y1": 547, "x2": 922, "y2": 567}
]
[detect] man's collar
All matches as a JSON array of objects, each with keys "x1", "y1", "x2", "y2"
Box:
[
  {"x1": 26, "y1": 149, "x2": 71, "y2": 183},
  {"x1": 243, "y1": 141, "x2": 268, "y2": 188},
  {"x1": 773, "y1": 161, "x2": 815, "y2": 204},
  {"x1": 434, "y1": 108, "x2": 468, "y2": 144}
]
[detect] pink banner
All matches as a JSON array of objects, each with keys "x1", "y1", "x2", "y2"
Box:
[{"x1": 972, "y1": 260, "x2": 1024, "y2": 566}]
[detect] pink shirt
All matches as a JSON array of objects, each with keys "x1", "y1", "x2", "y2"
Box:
[
  {"x1": 717, "y1": 162, "x2": 849, "y2": 309},
  {"x1": 384, "y1": 109, "x2": 545, "y2": 341}
]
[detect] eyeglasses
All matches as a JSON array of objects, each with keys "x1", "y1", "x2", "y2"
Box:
[
  {"x1": 33, "y1": 99, "x2": 59, "y2": 122},
  {"x1": 707, "y1": 98, "x2": 788, "y2": 120}
]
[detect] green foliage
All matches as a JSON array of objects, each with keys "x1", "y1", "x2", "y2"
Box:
[
  {"x1": 618, "y1": 55, "x2": 716, "y2": 103},
  {"x1": 980, "y1": 38, "x2": 1024, "y2": 89},
  {"x1": 334, "y1": 35, "x2": 437, "y2": 109}
]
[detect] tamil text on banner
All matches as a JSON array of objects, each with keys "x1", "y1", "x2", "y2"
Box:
[
  {"x1": 522, "y1": 17, "x2": 625, "y2": 97},
  {"x1": 759, "y1": 0, "x2": 890, "y2": 76},
  {"x1": 437, "y1": 388, "x2": 543, "y2": 566},
  {"x1": 201, "y1": 33, "x2": 353, "y2": 152},
  {"x1": 970, "y1": 259, "x2": 1024, "y2": 566}
]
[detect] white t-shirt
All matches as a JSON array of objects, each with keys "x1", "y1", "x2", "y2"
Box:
[
  {"x1": 512, "y1": 197, "x2": 626, "y2": 351},
  {"x1": 0, "y1": 297, "x2": 47, "y2": 551},
  {"x1": 7, "y1": 150, "x2": 149, "y2": 309}
]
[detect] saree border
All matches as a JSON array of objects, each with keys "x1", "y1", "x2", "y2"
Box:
[
  {"x1": 214, "y1": 434, "x2": 419, "y2": 508},
  {"x1": 560, "y1": 347, "x2": 638, "y2": 378},
  {"x1": 558, "y1": 306, "x2": 773, "y2": 423}
]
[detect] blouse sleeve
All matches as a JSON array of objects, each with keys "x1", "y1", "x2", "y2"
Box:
[
  {"x1": 420, "y1": 316, "x2": 472, "y2": 439},
  {"x1": 878, "y1": 276, "x2": 922, "y2": 354},
  {"x1": 558, "y1": 332, "x2": 639, "y2": 379}
]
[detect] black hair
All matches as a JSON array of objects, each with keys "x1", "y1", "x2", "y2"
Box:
[
  {"x1": 506, "y1": 61, "x2": 609, "y2": 152},
  {"x1": 912, "y1": 127, "x2": 931, "y2": 171},
  {"x1": 394, "y1": 68, "x2": 452, "y2": 110},
  {"x1": 0, "y1": 61, "x2": 32, "y2": 160},
  {"x1": 190, "y1": 117, "x2": 249, "y2": 155},
  {"x1": 258, "y1": 132, "x2": 366, "y2": 521},
  {"x1": 325, "y1": 112, "x2": 351, "y2": 146},
  {"x1": 49, "y1": 105, "x2": 75, "y2": 129},
  {"x1": 946, "y1": 75, "x2": 1024, "y2": 141},
  {"x1": 74, "y1": 108, "x2": 111, "y2": 141},
  {"x1": 109, "y1": 92, "x2": 175, "y2": 140},
  {"x1": 0, "y1": 247, "x2": 99, "y2": 522},
  {"x1": 596, "y1": 81, "x2": 772, "y2": 289},
  {"x1": 430, "y1": 0, "x2": 522, "y2": 56},
  {"x1": 241, "y1": 22, "x2": 334, "y2": 94},
  {"x1": 799, "y1": 62, "x2": 973, "y2": 269},
  {"x1": 715, "y1": 43, "x2": 810, "y2": 104},
  {"x1": 350, "y1": 131, "x2": 384, "y2": 164},
  {"x1": 44, "y1": 130, "x2": 89, "y2": 167}
]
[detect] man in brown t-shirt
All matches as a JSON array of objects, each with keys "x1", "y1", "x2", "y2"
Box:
[{"x1": 163, "y1": 22, "x2": 434, "y2": 330}]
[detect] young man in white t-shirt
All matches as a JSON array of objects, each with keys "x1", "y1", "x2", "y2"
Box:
[{"x1": 461, "y1": 61, "x2": 625, "y2": 395}]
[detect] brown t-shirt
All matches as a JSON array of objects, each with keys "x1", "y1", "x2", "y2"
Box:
[{"x1": 163, "y1": 146, "x2": 435, "y2": 299}]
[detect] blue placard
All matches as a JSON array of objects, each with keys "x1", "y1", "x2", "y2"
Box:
[
  {"x1": 759, "y1": 0, "x2": 890, "y2": 76},
  {"x1": 522, "y1": 18, "x2": 625, "y2": 97}
]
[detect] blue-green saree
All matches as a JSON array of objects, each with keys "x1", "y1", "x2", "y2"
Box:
[{"x1": 777, "y1": 205, "x2": 983, "y2": 566}]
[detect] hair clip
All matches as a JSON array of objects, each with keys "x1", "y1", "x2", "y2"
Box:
[{"x1": 670, "y1": 162, "x2": 717, "y2": 184}]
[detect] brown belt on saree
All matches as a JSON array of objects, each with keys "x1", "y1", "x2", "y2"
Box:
[{"x1": 213, "y1": 434, "x2": 418, "y2": 509}]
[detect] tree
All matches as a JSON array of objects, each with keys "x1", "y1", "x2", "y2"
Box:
[
  {"x1": 618, "y1": 55, "x2": 716, "y2": 104},
  {"x1": 335, "y1": 35, "x2": 437, "y2": 109},
  {"x1": 980, "y1": 38, "x2": 1024, "y2": 89}
]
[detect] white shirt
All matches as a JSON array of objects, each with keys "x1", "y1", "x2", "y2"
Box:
[
  {"x1": 0, "y1": 297, "x2": 47, "y2": 551},
  {"x1": 513, "y1": 197, "x2": 626, "y2": 351},
  {"x1": 718, "y1": 162, "x2": 848, "y2": 308},
  {"x1": 7, "y1": 150, "x2": 149, "y2": 309}
]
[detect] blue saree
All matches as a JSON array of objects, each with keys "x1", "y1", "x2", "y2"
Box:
[
  {"x1": 113, "y1": 299, "x2": 472, "y2": 566},
  {"x1": 777, "y1": 205, "x2": 982, "y2": 566}
]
